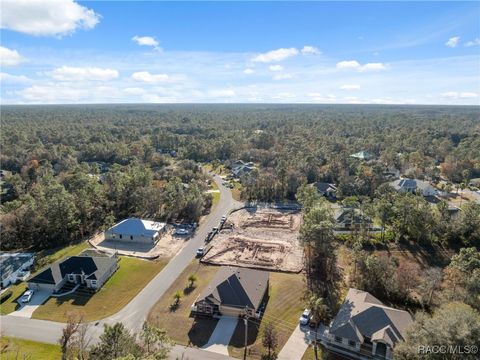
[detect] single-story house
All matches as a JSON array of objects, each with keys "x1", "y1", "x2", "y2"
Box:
[
  {"x1": 232, "y1": 160, "x2": 256, "y2": 177},
  {"x1": 390, "y1": 178, "x2": 438, "y2": 197},
  {"x1": 335, "y1": 207, "x2": 373, "y2": 230},
  {"x1": 350, "y1": 151, "x2": 375, "y2": 161},
  {"x1": 0, "y1": 253, "x2": 34, "y2": 288},
  {"x1": 323, "y1": 288, "x2": 413, "y2": 360},
  {"x1": 28, "y1": 254, "x2": 118, "y2": 293},
  {"x1": 313, "y1": 182, "x2": 337, "y2": 199},
  {"x1": 105, "y1": 218, "x2": 167, "y2": 244},
  {"x1": 192, "y1": 266, "x2": 269, "y2": 318}
]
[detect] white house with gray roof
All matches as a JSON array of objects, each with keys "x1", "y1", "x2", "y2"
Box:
[
  {"x1": 322, "y1": 288, "x2": 413, "y2": 360},
  {"x1": 105, "y1": 218, "x2": 166, "y2": 244},
  {"x1": 390, "y1": 178, "x2": 437, "y2": 197},
  {"x1": 0, "y1": 253, "x2": 34, "y2": 288}
]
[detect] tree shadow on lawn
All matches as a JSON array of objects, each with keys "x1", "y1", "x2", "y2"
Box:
[
  {"x1": 52, "y1": 291, "x2": 94, "y2": 306},
  {"x1": 183, "y1": 285, "x2": 196, "y2": 296},
  {"x1": 187, "y1": 316, "x2": 219, "y2": 347},
  {"x1": 229, "y1": 317, "x2": 260, "y2": 347}
]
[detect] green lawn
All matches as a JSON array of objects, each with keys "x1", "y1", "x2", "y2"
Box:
[
  {"x1": 147, "y1": 261, "x2": 220, "y2": 347},
  {"x1": 33, "y1": 256, "x2": 167, "y2": 322},
  {"x1": 1, "y1": 242, "x2": 89, "y2": 315},
  {"x1": 301, "y1": 344, "x2": 325, "y2": 360},
  {"x1": 0, "y1": 337, "x2": 61, "y2": 360},
  {"x1": 228, "y1": 272, "x2": 306, "y2": 359}
]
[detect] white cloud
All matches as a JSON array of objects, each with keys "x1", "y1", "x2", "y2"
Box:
[
  {"x1": 308, "y1": 93, "x2": 337, "y2": 103},
  {"x1": 208, "y1": 89, "x2": 236, "y2": 98},
  {"x1": 269, "y1": 65, "x2": 283, "y2": 71},
  {"x1": 48, "y1": 66, "x2": 119, "y2": 81},
  {"x1": 251, "y1": 48, "x2": 299, "y2": 63},
  {"x1": 243, "y1": 68, "x2": 255, "y2": 74},
  {"x1": 340, "y1": 84, "x2": 361, "y2": 91},
  {"x1": 0, "y1": 72, "x2": 32, "y2": 84},
  {"x1": 131, "y1": 71, "x2": 169, "y2": 83},
  {"x1": 445, "y1": 36, "x2": 460, "y2": 48},
  {"x1": 132, "y1": 35, "x2": 160, "y2": 49},
  {"x1": 1, "y1": 0, "x2": 100, "y2": 37},
  {"x1": 123, "y1": 87, "x2": 146, "y2": 95},
  {"x1": 336, "y1": 60, "x2": 387, "y2": 72},
  {"x1": 441, "y1": 91, "x2": 478, "y2": 99},
  {"x1": 465, "y1": 38, "x2": 480, "y2": 47},
  {"x1": 273, "y1": 73, "x2": 293, "y2": 80},
  {"x1": 16, "y1": 83, "x2": 121, "y2": 103},
  {"x1": 301, "y1": 46, "x2": 320, "y2": 55},
  {"x1": 0, "y1": 46, "x2": 24, "y2": 66}
]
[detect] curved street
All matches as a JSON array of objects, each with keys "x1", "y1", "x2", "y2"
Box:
[{"x1": 1, "y1": 174, "x2": 241, "y2": 359}]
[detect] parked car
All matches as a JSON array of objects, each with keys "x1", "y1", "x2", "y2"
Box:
[
  {"x1": 196, "y1": 247, "x2": 205, "y2": 257},
  {"x1": 21, "y1": 290, "x2": 34, "y2": 303},
  {"x1": 175, "y1": 228, "x2": 189, "y2": 235},
  {"x1": 221, "y1": 215, "x2": 227, "y2": 221},
  {"x1": 299, "y1": 309, "x2": 311, "y2": 326},
  {"x1": 205, "y1": 231, "x2": 214, "y2": 242},
  {"x1": 212, "y1": 227, "x2": 219, "y2": 234}
]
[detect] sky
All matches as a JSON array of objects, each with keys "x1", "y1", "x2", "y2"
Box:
[{"x1": 1, "y1": 1, "x2": 479, "y2": 105}]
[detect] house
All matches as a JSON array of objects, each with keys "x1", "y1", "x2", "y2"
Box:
[
  {"x1": 28, "y1": 254, "x2": 118, "y2": 292},
  {"x1": 390, "y1": 178, "x2": 438, "y2": 197},
  {"x1": 323, "y1": 288, "x2": 413, "y2": 360},
  {"x1": 382, "y1": 166, "x2": 400, "y2": 180},
  {"x1": 335, "y1": 207, "x2": 373, "y2": 230},
  {"x1": 232, "y1": 160, "x2": 256, "y2": 177},
  {"x1": 192, "y1": 266, "x2": 269, "y2": 318},
  {"x1": 350, "y1": 151, "x2": 375, "y2": 161},
  {"x1": 0, "y1": 253, "x2": 34, "y2": 288},
  {"x1": 105, "y1": 218, "x2": 167, "y2": 244},
  {"x1": 313, "y1": 182, "x2": 337, "y2": 199}
]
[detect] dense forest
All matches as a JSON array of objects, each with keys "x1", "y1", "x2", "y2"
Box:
[{"x1": 1, "y1": 104, "x2": 479, "y2": 251}]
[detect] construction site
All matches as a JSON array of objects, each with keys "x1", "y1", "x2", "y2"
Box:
[{"x1": 202, "y1": 207, "x2": 304, "y2": 272}]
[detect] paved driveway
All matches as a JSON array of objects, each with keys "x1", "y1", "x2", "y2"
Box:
[
  {"x1": 13, "y1": 290, "x2": 52, "y2": 318},
  {"x1": 201, "y1": 316, "x2": 238, "y2": 356},
  {"x1": 277, "y1": 325, "x2": 310, "y2": 360}
]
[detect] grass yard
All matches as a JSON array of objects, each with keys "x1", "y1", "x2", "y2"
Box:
[
  {"x1": 0, "y1": 284, "x2": 27, "y2": 315},
  {"x1": 228, "y1": 272, "x2": 305, "y2": 359},
  {"x1": 0, "y1": 337, "x2": 61, "y2": 360},
  {"x1": 1, "y1": 242, "x2": 89, "y2": 315},
  {"x1": 147, "y1": 261, "x2": 220, "y2": 347},
  {"x1": 32, "y1": 256, "x2": 167, "y2": 322}
]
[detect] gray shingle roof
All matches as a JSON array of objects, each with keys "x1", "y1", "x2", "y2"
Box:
[
  {"x1": 28, "y1": 256, "x2": 117, "y2": 286},
  {"x1": 330, "y1": 288, "x2": 413, "y2": 347},
  {"x1": 107, "y1": 218, "x2": 166, "y2": 237},
  {"x1": 198, "y1": 267, "x2": 269, "y2": 310},
  {"x1": 0, "y1": 253, "x2": 33, "y2": 281}
]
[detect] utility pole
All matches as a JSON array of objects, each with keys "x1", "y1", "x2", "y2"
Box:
[{"x1": 243, "y1": 307, "x2": 249, "y2": 360}]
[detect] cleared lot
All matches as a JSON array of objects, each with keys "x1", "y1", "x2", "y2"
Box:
[
  {"x1": 90, "y1": 227, "x2": 190, "y2": 259},
  {"x1": 202, "y1": 207, "x2": 304, "y2": 272}
]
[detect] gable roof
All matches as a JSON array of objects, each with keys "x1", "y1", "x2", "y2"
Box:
[
  {"x1": 198, "y1": 267, "x2": 269, "y2": 310},
  {"x1": 29, "y1": 256, "x2": 117, "y2": 286},
  {"x1": 313, "y1": 182, "x2": 337, "y2": 194},
  {"x1": 330, "y1": 288, "x2": 413, "y2": 347},
  {"x1": 350, "y1": 151, "x2": 374, "y2": 160},
  {"x1": 334, "y1": 207, "x2": 372, "y2": 226},
  {"x1": 391, "y1": 179, "x2": 435, "y2": 192},
  {"x1": 1, "y1": 253, "x2": 33, "y2": 281},
  {"x1": 107, "y1": 218, "x2": 166, "y2": 237}
]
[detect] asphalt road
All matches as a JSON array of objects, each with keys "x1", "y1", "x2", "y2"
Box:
[{"x1": 1, "y1": 174, "x2": 241, "y2": 360}]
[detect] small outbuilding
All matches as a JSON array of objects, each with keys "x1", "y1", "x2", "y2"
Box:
[{"x1": 105, "y1": 218, "x2": 167, "y2": 244}]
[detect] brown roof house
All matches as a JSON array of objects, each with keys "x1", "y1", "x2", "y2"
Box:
[
  {"x1": 322, "y1": 288, "x2": 413, "y2": 360},
  {"x1": 192, "y1": 267, "x2": 269, "y2": 318}
]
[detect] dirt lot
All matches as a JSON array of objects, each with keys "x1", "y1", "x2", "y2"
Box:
[
  {"x1": 202, "y1": 207, "x2": 304, "y2": 272},
  {"x1": 90, "y1": 227, "x2": 190, "y2": 259}
]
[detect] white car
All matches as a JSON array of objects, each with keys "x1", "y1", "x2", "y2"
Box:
[
  {"x1": 21, "y1": 290, "x2": 34, "y2": 303},
  {"x1": 196, "y1": 247, "x2": 205, "y2": 257},
  {"x1": 299, "y1": 309, "x2": 311, "y2": 326},
  {"x1": 175, "y1": 228, "x2": 189, "y2": 235},
  {"x1": 221, "y1": 215, "x2": 227, "y2": 221}
]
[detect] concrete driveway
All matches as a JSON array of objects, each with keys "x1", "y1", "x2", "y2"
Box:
[
  {"x1": 13, "y1": 289, "x2": 52, "y2": 318},
  {"x1": 201, "y1": 316, "x2": 238, "y2": 356},
  {"x1": 277, "y1": 325, "x2": 310, "y2": 360}
]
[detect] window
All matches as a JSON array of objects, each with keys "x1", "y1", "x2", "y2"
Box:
[
  {"x1": 90, "y1": 280, "x2": 98, "y2": 287},
  {"x1": 335, "y1": 336, "x2": 343, "y2": 344},
  {"x1": 130, "y1": 235, "x2": 133, "y2": 240},
  {"x1": 68, "y1": 274, "x2": 75, "y2": 282},
  {"x1": 119, "y1": 234, "x2": 122, "y2": 239},
  {"x1": 348, "y1": 340, "x2": 356, "y2": 347}
]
